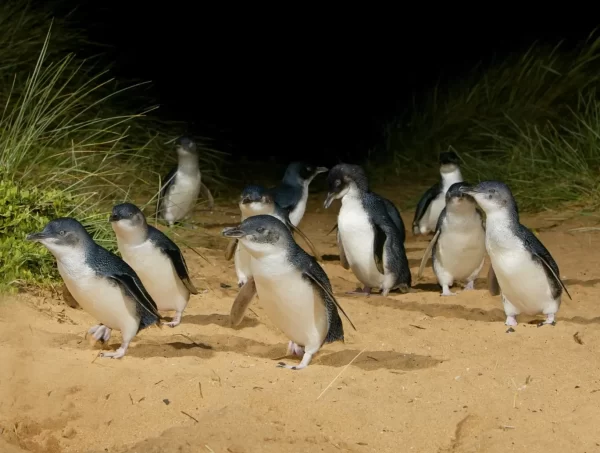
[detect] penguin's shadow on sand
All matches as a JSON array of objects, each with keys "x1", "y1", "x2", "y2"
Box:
[{"x1": 182, "y1": 313, "x2": 261, "y2": 329}]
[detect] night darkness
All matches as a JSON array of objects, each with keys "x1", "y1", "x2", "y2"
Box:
[{"x1": 53, "y1": 4, "x2": 600, "y2": 164}]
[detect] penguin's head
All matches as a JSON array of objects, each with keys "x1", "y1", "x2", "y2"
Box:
[
  {"x1": 239, "y1": 185, "x2": 275, "y2": 218},
  {"x1": 109, "y1": 203, "x2": 147, "y2": 238},
  {"x1": 445, "y1": 181, "x2": 477, "y2": 210},
  {"x1": 439, "y1": 151, "x2": 460, "y2": 173},
  {"x1": 175, "y1": 136, "x2": 198, "y2": 157},
  {"x1": 26, "y1": 217, "x2": 92, "y2": 256},
  {"x1": 283, "y1": 162, "x2": 328, "y2": 184},
  {"x1": 324, "y1": 163, "x2": 368, "y2": 208},
  {"x1": 222, "y1": 215, "x2": 290, "y2": 256},
  {"x1": 459, "y1": 180, "x2": 516, "y2": 214}
]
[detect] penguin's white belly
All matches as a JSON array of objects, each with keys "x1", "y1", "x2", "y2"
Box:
[
  {"x1": 488, "y1": 243, "x2": 555, "y2": 315},
  {"x1": 421, "y1": 194, "x2": 445, "y2": 233},
  {"x1": 289, "y1": 188, "x2": 308, "y2": 226},
  {"x1": 119, "y1": 241, "x2": 189, "y2": 312},
  {"x1": 57, "y1": 262, "x2": 139, "y2": 334},
  {"x1": 164, "y1": 172, "x2": 201, "y2": 221},
  {"x1": 251, "y1": 255, "x2": 328, "y2": 348},
  {"x1": 436, "y1": 225, "x2": 485, "y2": 280},
  {"x1": 338, "y1": 202, "x2": 383, "y2": 288},
  {"x1": 234, "y1": 242, "x2": 253, "y2": 285}
]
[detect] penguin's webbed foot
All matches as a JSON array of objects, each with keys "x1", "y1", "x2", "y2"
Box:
[
  {"x1": 441, "y1": 285, "x2": 457, "y2": 297},
  {"x1": 87, "y1": 324, "x2": 112, "y2": 343},
  {"x1": 100, "y1": 347, "x2": 127, "y2": 359},
  {"x1": 505, "y1": 315, "x2": 518, "y2": 327},
  {"x1": 277, "y1": 351, "x2": 313, "y2": 370},
  {"x1": 537, "y1": 313, "x2": 556, "y2": 327},
  {"x1": 345, "y1": 286, "x2": 371, "y2": 296},
  {"x1": 286, "y1": 341, "x2": 305, "y2": 357},
  {"x1": 165, "y1": 311, "x2": 183, "y2": 328},
  {"x1": 463, "y1": 280, "x2": 475, "y2": 291}
]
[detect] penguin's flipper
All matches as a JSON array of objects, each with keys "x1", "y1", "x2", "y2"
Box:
[
  {"x1": 199, "y1": 182, "x2": 215, "y2": 209},
  {"x1": 164, "y1": 247, "x2": 199, "y2": 294},
  {"x1": 487, "y1": 264, "x2": 501, "y2": 296},
  {"x1": 302, "y1": 267, "x2": 356, "y2": 331},
  {"x1": 326, "y1": 223, "x2": 338, "y2": 236},
  {"x1": 158, "y1": 167, "x2": 177, "y2": 213},
  {"x1": 225, "y1": 238, "x2": 238, "y2": 261},
  {"x1": 417, "y1": 229, "x2": 441, "y2": 279},
  {"x1": 337, "y1": 229, "x2": 349, "y2": 269},
  {"x1": 109, "y1": 273, "x2": 163, "y2": 324},
  {"x1": 532, "y1": 252, "x2": 572, "y2": 301},
  {"x1": 288, "y1": 221, "x2": 321, "y2": 261},
  {"x1": 412, "y1": 183, "x2": 440, "y2": 234},
  {"x1": 373, "y1": 224, "x2": 387, "y2": 275},
  {"x1": 270, "y1": 184, "x2": 299, "y2": 212},
  {"x1": 382, "y1": 197, "x2": 406, "y2": 242},
  {"x1": 230, "y1": 277, "x2": 257, "y2": 327}
]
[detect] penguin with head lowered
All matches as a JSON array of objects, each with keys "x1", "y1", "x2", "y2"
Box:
[
  {"x1": 267, "y1": 162, "x2": 328, "y2": 227},
  {"x1": 110, "y1": 203, "x2": 199, "y2": 328},
  {"x1": 412, "y1": 151, "x2": 463, "y2": 236},
  {"x1": 158, "y1": 136, "x2": 214, "y2": 227},
  {"x1": 223, "y1": 215, "x2": 356, "y2": 370},
  {"x1": 460, "y1": 181, "x2": 572, "y2": 327},
  {"x1": 324, "y1": 163, "x2": 412, "y2": 296},
  {"x1": 27, "y1": 218, "x2": 162, "y2": 358},
  {"x1": 417, "y1": 182, "x2": 486, "y2": 296}
]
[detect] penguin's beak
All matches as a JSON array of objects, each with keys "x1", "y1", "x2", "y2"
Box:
[
  {"x1": 323, "y1": 192, "x2": 336, "y2": 209},
  {"x1": 458, "y1": 185, "x2": 476, "y2": 196},
  {"x1": 316, "y1": 166, "x2": 328, "y2": 174},
  {"x1": 222, "y1": 227, "x2": 246, "y2": 238},
  {"x1": 26, "y1": 232, "x2": 47, "y2": 242}
]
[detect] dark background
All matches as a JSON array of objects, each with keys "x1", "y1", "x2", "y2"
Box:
[{"x1": 49, "y1": 3, "x2": 600, "y2": 163}]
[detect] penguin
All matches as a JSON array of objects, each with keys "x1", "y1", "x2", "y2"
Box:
[
  {"x1": 417, "y1": 182, "x2": 486, "y2": 296},
  {"x1": 268, "y1": 162, "x2": 328, "y2": 227},
  {"x1": 26, "y1": 218, "x2": 162, "y2": 358},
  {"x1": 323, "y1": 163, "x2": 412, "y2": 296},
  {"x1": 412, "y1": 151, "x2": 463, "y2": 236},
  {"x1": 222, "y1": 215, "x2": 356, "y2": 370},
  {"x1": 226, "y1": 185, "x2": 322, "y2": 288},
  {"x1": 110, "y1": 202, "x2": 199, "y2": 328},
  {"x1": 158, "y1": 136, "x2": 214, "y2": 227},
  {"x1": 460, "y1": 181, "x2": 572, "y2": 327}
]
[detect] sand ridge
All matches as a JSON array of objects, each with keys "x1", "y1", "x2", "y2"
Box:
[{"x1": 2, "y1": 190, "x2": 600, "y2": 452}]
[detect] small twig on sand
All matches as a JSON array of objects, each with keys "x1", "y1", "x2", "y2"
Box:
[
  {"x1": 569, "y1": 227, "x2": 600, "y2": 233},
  {"x1": 181, "y1": 411, "x2": 199, "y2": 423},
  {"x1": 129, "y1": 393, "x2": 134, "y2": 405},
  {"x1": 317, "y1": 347, "x2": 366, "y2": 400},
  {"x1": 199, "y1": 382, "x2": 204, "y2": 398},
  {"x1": 205, "y1": 445, "x2": 215, "y2": 453}
]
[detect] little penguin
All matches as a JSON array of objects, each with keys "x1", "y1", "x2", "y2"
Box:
[
  {"x1": 268, "y1": 162, "x2": 328, "y2": 227},
  {"x1": 222, "y1": 215, "x2": 356, "y2": 370},
  {"x1": 460, "y1": 181, "x2": 572, "y2": 327},
  {"x1": 110, "y1": 203, "x2": 199, "y2": 327},
  {"x1": 26, "y1": 218, "x2": 162, "y2": 358},
  {"x1": 323, "y1": 163, "x2": 412, "y2": 296},
  {"x1": 417, "y1": 182, "x2": 486, "y2": 296},
  {"x1": 158, "y1": 136, "x2": 214, "y2": 226},
  {"x1": 412, "y1": 151, "x2": 463, "y2": 236}
]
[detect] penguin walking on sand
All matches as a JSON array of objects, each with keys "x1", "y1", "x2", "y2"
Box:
[
  {"x1": 158, "y1": 136, "x2": 214, "y2": 227},
  {"x1": 222, "y1": 215, "x2": 356, "y2": 370},
  {"x1": 323, "y1": 163, "x2": 412, "y2": 296},
  {"x1": 110, "y1": 203, "x2": 199, "y2": 328},
  {"x1": 412, "y1": 151, "x2": 463, "y2": 236},
  {"x1": 26, "y1": 218, "x2": 162, "y2": 358},
  {"x1": 226, "y1": 185, "x2": 322, "y2": 288},
  {"x1": 417, "y1": 182, "x2": 486, "y2": 296},
  {"x1": 268, "y1": 162, "x2": 328, "y2": 227},
  {"x1": 460, "y1": 181, "x2": 572, "y2": 327}
]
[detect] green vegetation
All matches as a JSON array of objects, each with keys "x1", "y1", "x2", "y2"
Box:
[
  {"x1": 0, "y1": 3, "x2": 227, "y2": 292},
  {"x1": 382, "y1": 31, "x2": 600, "y2": 211}
]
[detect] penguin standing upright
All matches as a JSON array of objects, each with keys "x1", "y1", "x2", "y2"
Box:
[
  {"x1": 110, "y1": 203, "x2": 198, "y2": 328},
  {"x1": 324, "y1": 163, "x2": 412, "y2": 296},
  {"x1": 222, "y1": 215, "x2": 356, "y2": 370},
  {"x1": 417, "y1": 182, "x2": 486, "y2": 296},
  {"x1": 412, "y1": 151, "x2": 463, "y2": 236},
  {"x1": 27, "y1": 218, "x2": 162, "y2": 358},
  {"x1": 158, "y1": 136, "x2": 214, "y2": 226},
  {"x1": 268, "y1": 162, "x2": 328, "y2": 227},
  {"x1": 460, "y1": 181, "x2": 572, "y2": 327}
]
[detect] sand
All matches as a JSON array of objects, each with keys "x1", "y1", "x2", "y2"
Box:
[{"x1": 2, "y1": 188, "x2": 600, "y2": 453}]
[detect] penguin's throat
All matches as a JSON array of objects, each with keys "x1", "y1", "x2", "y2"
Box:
[
  {"x1": 441, "y1": 167, "x2": 463, "y2": 188},
  {"x1": 177, "y1": 154, "x2": 200, "y2": 174},
  {"x1": 113, "y1": 225, "x2": 148, "y2": 246}
]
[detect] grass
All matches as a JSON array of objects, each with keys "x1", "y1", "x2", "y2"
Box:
[
  {"x1": 0, "y1": 3, "x2": 228, "y2": 292},
  {"x1": 379, "y1": 30, "x2": 600, "y2": 211}
]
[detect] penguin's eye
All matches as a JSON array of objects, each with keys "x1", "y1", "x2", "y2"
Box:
[
  {"x1": 335, "y1": 180, "x2": 341, "y2": 187},
  {"x1": 256, "y1": 227, "x2": 265, "y2": 234},
  {"x1": 59, "y1": 230, "x2": 66, "y2": 236}
]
